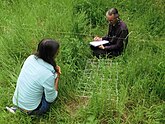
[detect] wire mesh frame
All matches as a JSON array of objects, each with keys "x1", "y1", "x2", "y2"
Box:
[{"x1": 76, "y1": 58, "x2": 119, "y2": 101}]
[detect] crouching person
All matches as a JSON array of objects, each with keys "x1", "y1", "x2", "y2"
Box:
[{"x1": 12, "y1": 38, "x2": 61, "y2": 115}]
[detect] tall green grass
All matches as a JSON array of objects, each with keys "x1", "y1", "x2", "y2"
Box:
[{"x1": 0, "y1": 0, "x2": 165, "y2": 123}]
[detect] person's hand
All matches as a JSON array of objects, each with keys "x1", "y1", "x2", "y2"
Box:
[
  {"x1": 98, "y1": 45, "x2": 105, "y2": 49},
  {"x1": 94, "y1": 36, "x2": 102, "y2": 41},
  {"x1": 55, "y1": 65, "x2": 61, "y2": 75}
]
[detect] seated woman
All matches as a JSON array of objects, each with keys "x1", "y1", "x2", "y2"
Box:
[{"x1": 12, "y1": 38, "x2": 61, "y2": 115}]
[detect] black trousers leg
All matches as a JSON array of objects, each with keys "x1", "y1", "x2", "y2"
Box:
[{"x1": 90, "y1": 45, "x2": 109, "y2": 58}]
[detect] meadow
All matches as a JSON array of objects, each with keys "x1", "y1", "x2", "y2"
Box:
[{"x1": 0, "y1": 0, "x2": 165, "y2": 123}]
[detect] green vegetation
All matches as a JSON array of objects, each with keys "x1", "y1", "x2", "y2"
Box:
[{"x1": 0, "y1": 0, "x2": 164, "y2": 123}]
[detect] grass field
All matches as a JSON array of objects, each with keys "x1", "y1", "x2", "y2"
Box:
[{"x1": 0, "y1": 0, "x2": 165, "y2": 123}]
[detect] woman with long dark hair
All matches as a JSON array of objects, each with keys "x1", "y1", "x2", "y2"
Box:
[{"x1": 12, "y1": 39, "x2": 61, "y2": 115}]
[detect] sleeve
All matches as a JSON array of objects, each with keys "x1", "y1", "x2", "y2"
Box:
[
  {"x1": 104, "y1": 30, "x2": 127, "y2": 50},
  {"x1": 42, "y1": 74, "x2": 58, "y2": 103},
  {"x1": 102, "y1": 35, "x2": 110, "y2": 41}
]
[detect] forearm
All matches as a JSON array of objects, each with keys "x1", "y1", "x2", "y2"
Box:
[
  {"x1": 104, "y1": 33, "x2": 125, "y2": 50},
  {"x1": 55, "y1": 78, "x2": 58, "y2": 91},
  {"x1": 105, "y1": 44, "x2": 118, "y2": 50},
  {"x1": 54, "y1": 65, "x2": 61, "y2": 91},
  {"x1": 104, "y1": 39, "x2": 122, "y2": 50},
  {"x1": 55, "y1": 74, "x2": 60, "y2": 91}
]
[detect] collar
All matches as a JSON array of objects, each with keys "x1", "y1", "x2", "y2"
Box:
[{"x1": 110, "y1": 19, "x2": 121, "y2": 27}]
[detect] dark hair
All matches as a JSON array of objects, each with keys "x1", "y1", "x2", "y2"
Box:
[
  {"x1": 35, "y1": 39, "x2": 59, "y2": 70},
  {"x1": 106, "y1": 8, "x2": 119, "y2": 18}
]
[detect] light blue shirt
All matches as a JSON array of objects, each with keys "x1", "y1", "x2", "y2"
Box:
[{"x1": 13, "y1": 55, "x2": 57, "y2": 111}]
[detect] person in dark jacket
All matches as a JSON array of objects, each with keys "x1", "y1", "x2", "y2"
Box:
[{"x1": 91, "y1": 8, "x2": 129, "y2": 58}]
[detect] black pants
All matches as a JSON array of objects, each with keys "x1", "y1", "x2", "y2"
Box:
[{"x1": 90, "y1": 45, "x2": 121, "y2": 58}]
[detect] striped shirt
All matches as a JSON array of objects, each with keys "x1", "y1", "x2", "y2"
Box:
[{"x1": 13, "y1": 55, "x2": 57, "y2": 110}]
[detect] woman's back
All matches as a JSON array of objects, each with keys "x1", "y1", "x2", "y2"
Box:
[{"x1": 13, "y1": 55, "x2": 57, "y2": 111}]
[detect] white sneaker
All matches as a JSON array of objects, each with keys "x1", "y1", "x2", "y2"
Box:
[{"x1": 6, "y1": 106, "x2": 17, "y2": 114}]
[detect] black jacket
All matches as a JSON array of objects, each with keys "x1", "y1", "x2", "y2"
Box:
[{"x1": 102, "y1": 19, "x2": 129, "y2": 54}]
